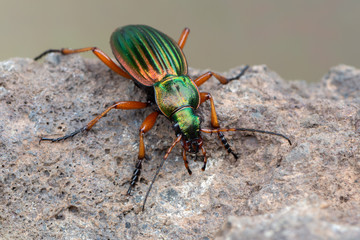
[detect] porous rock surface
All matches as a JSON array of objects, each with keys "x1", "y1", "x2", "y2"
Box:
[{"x1": 0, "y1": 55, "x2": 359, "y2": 239}]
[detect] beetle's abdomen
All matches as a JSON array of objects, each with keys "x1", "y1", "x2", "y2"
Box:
[
  {"x1": 110, "y1": 25, "x2": 188, "y2": 87},
  {"x1": 154, "y1": 76, "x2": 200, "y2": 118}
]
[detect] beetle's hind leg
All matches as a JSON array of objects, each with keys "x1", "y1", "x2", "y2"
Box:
[
  {"x1": 34, "y1": 47, "x2": 131, "y2": 79},
  {"x1": 40, "y1": 101, "x2": 149, "y2": 143}
]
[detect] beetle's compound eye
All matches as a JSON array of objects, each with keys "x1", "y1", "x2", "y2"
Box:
[{"x1": 173, "y1": 123, "x2": 181, "y2": 136}]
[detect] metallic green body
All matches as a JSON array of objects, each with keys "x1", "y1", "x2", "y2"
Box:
[
  {"x1": 171, "y1": 107, "x2": 200, "y2": 141},
  {"x1": 154, "y1": 76, "x2": 200, "y2": 141},
  {"x1": 110, "y1": 25, "x2": 187, "y2": 87},
  {"x1": 110, "y1": 25, "x2": 201, "y2": 141},
  {"x1": 154, "y1": 76, "x2": 200, "y2": 117}
]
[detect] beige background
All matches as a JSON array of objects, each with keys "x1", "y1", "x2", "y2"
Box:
[{"x1": 1, "y1": 0, "x2": 360, "y2": 82}]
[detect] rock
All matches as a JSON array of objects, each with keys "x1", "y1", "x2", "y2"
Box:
[
  {"x1": 216, "y1": 197, "x2": 360, "y2": 240},
  {"x1": 0, "y1": 55, "x2": 359, "y2": 239}
]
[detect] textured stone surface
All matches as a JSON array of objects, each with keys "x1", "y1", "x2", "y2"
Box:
[
  {"x1": 0, "y1": 56, "x2": 359, "y2": 239},
  {"x1": 216, "y1": 197, "x2": 360, "y2": 240}
]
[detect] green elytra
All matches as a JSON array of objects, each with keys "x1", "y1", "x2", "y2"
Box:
[
  {"x1": 110, "y1": 25, "x2": 187, "y2": 86},
  {"x1": 110, "y1": 25, "x2": 201, "y2": 142}
]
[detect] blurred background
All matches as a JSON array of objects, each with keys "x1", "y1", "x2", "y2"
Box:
[{"x1": 1, "y1": 0, "x2": 359, "y2": 82}]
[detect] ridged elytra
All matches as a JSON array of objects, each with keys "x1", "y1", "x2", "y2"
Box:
[{"x1": 35, "y1": 25, "x2": 291, "y2": 211}]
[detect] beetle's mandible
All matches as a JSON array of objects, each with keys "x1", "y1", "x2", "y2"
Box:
[{"x1": 35, "y1": 25, "x2": 291, "y2": 210}]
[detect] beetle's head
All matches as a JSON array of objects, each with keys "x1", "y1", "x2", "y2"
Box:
[{"x1": 172, "y1": 107, "x2": 203, "y2": 153}]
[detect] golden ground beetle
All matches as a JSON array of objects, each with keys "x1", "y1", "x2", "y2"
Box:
[{"x1": 35, "y1": 25, "x2": 291, "y2": 210}]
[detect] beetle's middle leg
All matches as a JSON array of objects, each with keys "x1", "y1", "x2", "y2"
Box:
[
  {"x1": 40, "y1": 101, "x2": 149, "y2": 143},
  {"x1": 194, "y1": 65, "x2": 249, "y2": 87},
  {"x1": 128, "y1": 111, "x2": 160, "y2": 195},
  {"x1": 199, "y1": 92, "x2": 239, "y2": 160}
]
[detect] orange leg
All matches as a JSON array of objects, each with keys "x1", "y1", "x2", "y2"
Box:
[
  {"x1": 199, "y1": 92, "x2": 239, "y2": 159},
  {"x1": 194, "y1": 65, "x2": 249, "y2": 87},
  {"x1": 138, "y1": 111, "x2": 160, "y2": 160},
  {"x1": 34, "y1": 47, "x2": 131, "y2": 79},
  {"x1": 40, "y1": 101, "x2": 148, "y2": 143},
  {"x1": 178, "y1": 28, "x2": 190, "y2": 49},
  {"x1": 182, "y1": 149, "x2": 192, "y2": 175},
  {"x1": 201, "y1": 146, "x2": 208, "y2": 171},
  {"x1": 128, "y1": 111, "x2": 160, "y2": 194},
  {"x1": 200, "y1": 92, "x2": 220, "y2": 128}
]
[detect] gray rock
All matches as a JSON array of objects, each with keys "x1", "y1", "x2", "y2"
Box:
[
  {"x1": 216, "y1": 197, "x2": 360, "y2": 240},
  {"x1": 1, "y1": 55, "x2": 359, "y2": 239}
]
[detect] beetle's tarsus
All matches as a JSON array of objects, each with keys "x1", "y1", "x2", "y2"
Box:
[
  {"x1": 127, "y1": 159, "x2": 143, "y2": 195},
  {"x1": 217, "y1": 132, "x2": 239, "y2": 160},
  {"x1": 127, "y1": 185, "x2": 134, "y2": 195},
  {"x1": 39, "y1": 127, "x2": 86, "y2": 144},
  {"x1": 227, "y1": 65, "x2": 249, "y2": 82},
  {"x1": 231, "y1": 152, "x2": 239, "y2": 160},
  {"x1": 34, "y1": 49, "x2": 63, "y2": 61},
  {"x1": 144, "y1": 154, "x2": 151, "y2": 161}
]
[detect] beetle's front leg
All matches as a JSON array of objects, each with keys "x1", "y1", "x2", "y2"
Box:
[
  {"x1": 194, "y1": 65, "x2": 249, "y2": 87},
  {"x1": 127, "y1": 111, "x2": 160, "y2": 195},
  {"x1": 199, "y1": 92, "x2": 238, "y2": 159},
  {"x1": 182, "y1": 149, "x2": 192, "y2": 175}
]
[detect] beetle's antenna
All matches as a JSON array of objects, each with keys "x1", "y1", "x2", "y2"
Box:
[
  {"x1": 201, "y1": 128, "x2": 292, "y2": 145},
  {"x1": 142, "y1": 135, "x2": 182, "y2": 211}
]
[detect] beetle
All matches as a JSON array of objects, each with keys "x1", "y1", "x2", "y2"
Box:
[{"x1": 35, "y1": 25, "x2": 291, "y2": 210}]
